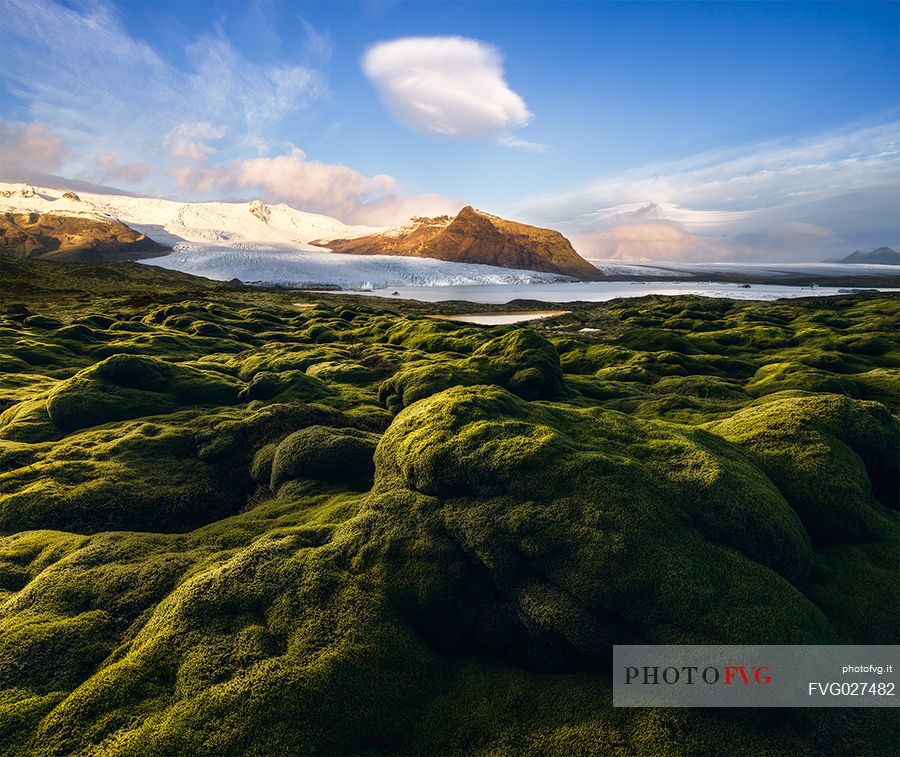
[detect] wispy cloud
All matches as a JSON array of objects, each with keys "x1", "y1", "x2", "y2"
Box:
[
  {"x1": 515, "y1": 120, "x2": 900, "y2": 261},
  {"x1": 0, "y1": 0, "x2": 459, "y2": 225},
  {"x1": 0, "y1": 0, "x2": 326, "y2": 176},
  {"x1": 363, "y1": 36, "x2": 541, "y2": 150},
  {"x1": 298, "y1": 15, "x2": 334, "y2": 63},
  {"x1": 496, "y1": 135, "x2": 548, "y2": 153}
]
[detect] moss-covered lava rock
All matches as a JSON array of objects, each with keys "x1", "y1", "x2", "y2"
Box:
[
  {"x1": 46, "y1": 354, "x2": 243, "y2": 433},
  {"x1": 271, "y1": 425, "x2": 378, "y2": 490}
]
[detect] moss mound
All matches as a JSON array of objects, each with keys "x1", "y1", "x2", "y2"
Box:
[
  {"x1": 375, "y1": 385, "x2": 842, "y2": 661},
  {"x1": 238, "y1": 369, "x2": 331, "y2": 403},
  {"x1": 710, "y1": 394, "x2": 899, "y2": 541},
  {"x1": 305, "y1": 360, "x2": 374, "y2": 383},
  {"x1": 45, "y1": 354, "x2": 243, "y2": 433},
  {"x1": 745, "y1": 361, "x2": 860, "y2": 398},
  {"x1": 379, "y1": 328, "x2": 567, "y2": 412},
  {"x1": 271, "y1": 425, "x2": 378, "y2": 490},
  {"x1": 0, "y1": 416, "x2": 254, "y2": 533},
  {"x1": 473, "y1": 328, "x2": 567, "y2": 400}
]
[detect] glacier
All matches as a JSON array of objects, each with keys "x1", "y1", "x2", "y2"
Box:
[{"x1": 142, "y1": 245, "x2": 573, "y2": 289}]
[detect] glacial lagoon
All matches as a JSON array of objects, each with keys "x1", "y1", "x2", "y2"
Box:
[{"x1": 352, "y1": 280, "x2": 900, "y2": 305}]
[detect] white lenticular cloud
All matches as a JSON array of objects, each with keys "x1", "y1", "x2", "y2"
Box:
[{"x1": 362, "y1": 36, "x2": 533, "y2": 140}]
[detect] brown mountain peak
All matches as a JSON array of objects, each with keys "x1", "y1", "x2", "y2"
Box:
[
  {"x1": 316, "y1": 207, "x2": 603, "y2": 281},
  {"x1": 0, "y1": 211, "x2": 170, "y2": 263}
]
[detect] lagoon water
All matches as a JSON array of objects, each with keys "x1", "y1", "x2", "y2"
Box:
[{"x1": 350, "y1": 281, "x2": 900, "y2": 305}]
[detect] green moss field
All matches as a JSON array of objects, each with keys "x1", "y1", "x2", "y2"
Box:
[{"x1": 0, "y1": 257, "x2": 897, "y2": 755}]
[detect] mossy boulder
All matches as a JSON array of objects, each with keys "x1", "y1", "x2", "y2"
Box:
[
  {"x1": 0, "y1": 416, "x2": 254, "y2": 533},
  {"x1": 385, "y1": 319, "x2": 484, "y2": 353},
  {"x1": 45, "y1": 354, "x2": 243, "y2": 432},
  {"x1": 238, "y1": 370, "x2": 331, "y2": 403},
  {"x1": 710, "y1": 394, "x2": 899, "y2": 542},
  {"x1": 22, "y1": 315, "x2": 63, "y2": 330},
  {"x1": 234, "y1": 401, "x2": 356, "y2": 446},
  {"x1": 472, "y1": 329, "x2": 566, "y2": 400},
  {"x1": 378, "y1": 361, "x2": 483, "y2": 414},
  {"x1": 0, "y1": 399, "x2": 60, "y2": 443},
  {"x1": 654, "y1": 374, "x2": 747, "y2": 400},
  {"x1": 190, "y1": 321, "x2": 229, "y2": 338},
  {"x1": 271, "y1": 425, "x2": 378, "y2": 490},
  {"x1": 745, "y1": 362, "x2": 860, "y2": 398},
  {"x1": 234, "y1": 346, "x2": 344, "y2": 379},
  {"x1": 305, "y1": 360, "x2": 374, "y2": 383},
  {"x1": 250, "y1": 443, "x2": 277, "y2": 485},
  {"x1": 620, "y1": 327, "x2": 699, "y2": 354},
  {"x1": 379, "y1": 329, "x2": 566, "y2": 412},
  {"x1": 374, "y1": 385, "x2": 838, "y2": 664},
  {"x1": 853, "y1": 368, "x2": 900, "y2": 411}
]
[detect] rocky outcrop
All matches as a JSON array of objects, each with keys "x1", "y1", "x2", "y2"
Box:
[
  {"x1": 0, "y1": 211, "x2": 169, "y2": 262},
  {"x1": 249, "y1": 200, "x2": 271, "y2": 223},
  {"x1": 317, "y1": 206, "x2": 603, "y2": 280},
  {"x1": 0, "y1": 185, "x2": 36, "y2": 198}
]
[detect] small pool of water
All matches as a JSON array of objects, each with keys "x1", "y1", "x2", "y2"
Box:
[{"x1": 428, "y1": 310, "x2": 571, "y2": 325}]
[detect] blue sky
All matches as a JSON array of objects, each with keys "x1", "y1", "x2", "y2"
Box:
[{"x1": 1, "y1": 0, "x2": 898, "y2": 261}]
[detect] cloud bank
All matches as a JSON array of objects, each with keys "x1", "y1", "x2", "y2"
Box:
[
  {"x1": 363, "y1": 36, "x2": 542, "y2": 149},
  {"x1": 173, "y1": 148, "x2": 459, "y2": 226},
  {"x1": 515, "y1": 121, "x2": 900, "y2": 262}
]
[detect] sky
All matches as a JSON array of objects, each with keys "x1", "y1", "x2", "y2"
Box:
[{"x1": 0, "y1": 0, "x2": 898, "y2": 262}]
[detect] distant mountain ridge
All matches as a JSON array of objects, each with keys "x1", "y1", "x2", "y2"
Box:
[
  {"x1": 834, "y1": 247, "x2": 900, "y2": 265},
  {"x1": 317, "y1": 206, "x2": 604, "y2": 280}
]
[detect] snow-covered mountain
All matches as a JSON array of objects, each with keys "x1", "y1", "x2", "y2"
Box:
[
  {"x1": 0, "y1": 183, "x2": 571, "y2": 288},
  {"x1": 0, "y1": 182, "x2": 382, "y2": 251}
]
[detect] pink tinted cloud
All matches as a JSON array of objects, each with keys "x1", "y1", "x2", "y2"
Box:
[
  {"x1": 96, "y1": 153, "x2": 150, "y2": 183},
  {"x1": 175, "y1": 164, "x2": 232, "y2": 195},
  {"x1": 164, "y1": 122, "x2": 226, "y2": 162},
  {"x1": 0, "y1": 120, "x2": 67, "y2": 175},
  {"x1": 574, "y1": 219, "x2": 731, "y2": 262},
  {"x1": 573, "y1": 218, "x2": 848, "y2": 264},
  {"x1": 176, "y1": 147, "x2": 459, "y2": 225}
]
